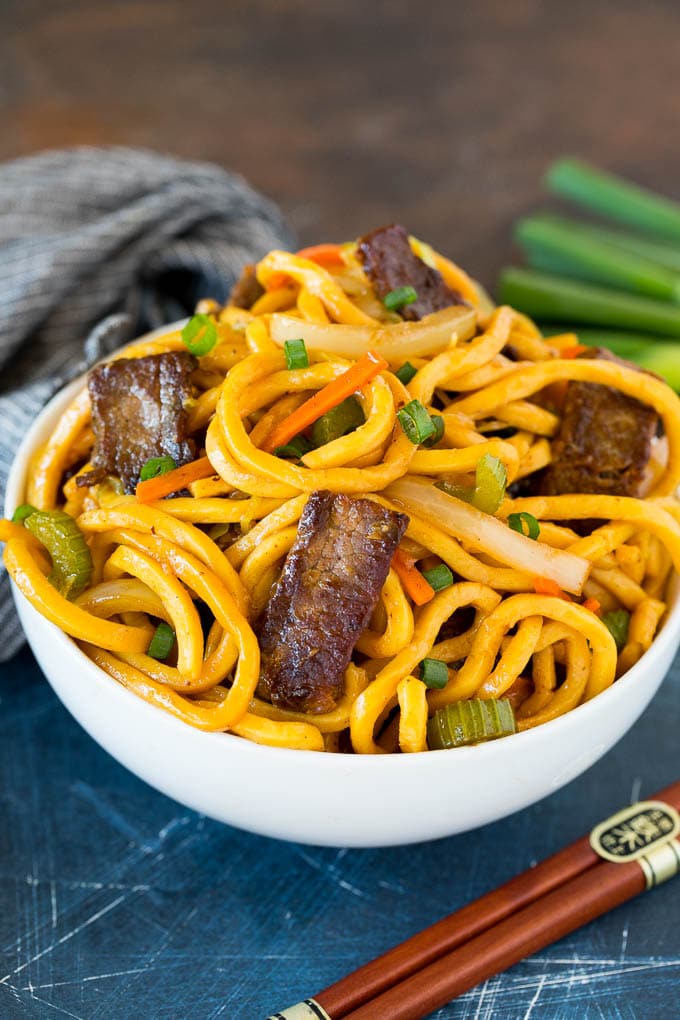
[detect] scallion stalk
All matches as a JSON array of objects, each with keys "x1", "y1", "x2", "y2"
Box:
[
  {"x1": 546, "y1": 159, "x2": 680, "y2": 242},
  {"x1": 526, "y1": 214, "x2": 680, "y2": 275},
  {"x1": 499, "y1": 268, "x2": 680, "y2": 337},
  {"x1": 515, "y1": 215, "x2": 680, "y2": 302}
]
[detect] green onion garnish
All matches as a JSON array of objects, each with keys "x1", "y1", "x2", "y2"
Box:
[
  {"x1": 471, "y1": 454, "x2": 507, "y2": 514},
  {"x1": 147, "y1": 622, "x2": 176, "y2": 661},
  {"x1": 140, "y1": 455, "x2": 177, "y2": 482},
  {"x1": 12, "y1": 504, "x2": 38, "y2": 524},
  {"x1": 274, "y1": 435, "x2": 313, "y2": 460},
  {"x1": 421, "y1": 414, "x2": 445, "y2": 448},
  {"x1": 181, "y1": 314, "x2": 218, "y2": 357},
  {"x1": 395, "y1": 361, "x2": 418, "y2": 385},
  {"x1": 421, "y1": 564, "x2": 454, "y2": 592},
  {"x1": 397, "y1": 399, "x2": 437, "y2": 444},
  {"x1": 507, "y1": 512, "x2": 540, "y2": 540},
  {"x1": 427, "y1": 699, "x2": 517, "y2": 750},
  {"x1": 284, "y1": 338, "x2": 309, "y2": 370},
  {"x1": 384, "y1": 286, "x2": 418, "y2": 312},
  {"x1": 419, "y1": 658, "x2": 449, "y2": 689},
  {"x1": 602, "y1": 609, "x2": 630, "y2": 651}
]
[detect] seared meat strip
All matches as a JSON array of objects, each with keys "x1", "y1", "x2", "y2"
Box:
[
  {"x1": 78, "y1": 351, "x2": 196, "y2": 493},
  {"x1": 357, "y1": 223, "x2": 464, "y2": 320},
  {"x1": 541, "y1": 347, "x2": 658, "y2": 497},
  {"x1": 228, "y1": 263, "x2": 265, "y2": 309},
  {"x1": 257, "y1": 491, "x2": 409, "y2": 714}
]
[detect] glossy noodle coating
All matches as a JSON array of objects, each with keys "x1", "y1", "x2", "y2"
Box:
[{"x1": 5, "y1": 225, "x2": 680, "y2": 754}]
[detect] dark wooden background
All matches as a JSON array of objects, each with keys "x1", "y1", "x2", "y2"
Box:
[{"x1": 5, "y1": 0, "x2": 680, "y2": 291}]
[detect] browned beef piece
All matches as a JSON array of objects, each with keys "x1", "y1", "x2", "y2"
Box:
[
  {"x1": 257, "y1": 491, "x2": 409, "y2": 714},
  {"x1": 78, "y1": 352, "x2": 196, "y2": 493},
  {"x1": 357, "y1": 223, "x2": 463, "y2": 320},
  {"x1": 228, "y1": 263, "x2": 265, "y2": 309},
  {"x1": 541, "y1": 347, "x2": 658, "y2": 497}
]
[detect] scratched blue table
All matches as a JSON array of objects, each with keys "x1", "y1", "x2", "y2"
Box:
[{"x1": 1, "y1": 646, "x2": 678, "y2": 1020}]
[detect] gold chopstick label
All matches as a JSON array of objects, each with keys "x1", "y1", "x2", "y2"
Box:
[
  {"x1": 267, "y1": 1000, "x2": 332, "y2": 1020},
  {"x1": 590, "y1": 799, "x2": 680, "y2": 884}
]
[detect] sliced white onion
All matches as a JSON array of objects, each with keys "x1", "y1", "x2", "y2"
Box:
[
  {"x1": 270, "y1": 305, "x2": 477, "y2": 363},
  {"x1": 386, "y1": 476, "x2": 591, "y2": 595}
]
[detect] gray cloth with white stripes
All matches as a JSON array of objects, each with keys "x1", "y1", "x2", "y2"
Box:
[{"x1": 0, "y1": 146, "x2": 294, "y2": 660}]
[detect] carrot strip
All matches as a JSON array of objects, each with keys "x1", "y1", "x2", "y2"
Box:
[
  {"x1": 533, "y1": 576, "x2": 572, "y2": 600},
  {"x1": 262, "y1": 351, "x2": 389, "y2": 453},
  {"x1": 560, "y1": 345, "x2": 588, "y2": 359},
  {"x1": 582, "y1": 597, "x2": 602, "y2": 615},
  {"x1": 392, "y1": 549, "x2": 435, "y2": 606},
  {"x1": 135, "y1": 456, "x2": 216, "y2": 503},
  {"x1": 266, "y1": 244, "x2": 345, "y2": 291},
  {"x1": 296, "y1": 243, "x2": 345, "y2": 266}
]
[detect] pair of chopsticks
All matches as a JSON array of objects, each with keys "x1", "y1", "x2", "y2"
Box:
[{"x1": 268, "y1": 779, "x2": 680, "y2": 1020}]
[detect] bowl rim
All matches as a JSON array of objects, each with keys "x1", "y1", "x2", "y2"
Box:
[{"x1": 6, "y1": 322, "x2": 680, "y2": 771}]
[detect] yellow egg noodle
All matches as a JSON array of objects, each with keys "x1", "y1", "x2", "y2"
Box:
[{"x1": 3, "y1": 234, "x2": 680, "y2": 755}]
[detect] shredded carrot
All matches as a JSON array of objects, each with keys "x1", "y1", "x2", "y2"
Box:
[
  {"x1": 582, "y1": 597, "x2": 602, "y2": 615},
  {"x1": 265, "y1": 244, "x2": 345, "y2": 291},
  {"x1": 135, "y1": 456, "x2": 216, "y2": 503},
  {"x1": 262, "y1": 351, "x2": 389, "y2": 453},
  {"x1": 392, "y1": 549, "x2": 435, "y2": 606},
  {"x1": 296, "y1": 243, "x2": 345, "y2": 266},
  {"x1": 533, "y1": 576, "x2": 572, "y2": 601},
  {"x1": 560, "y1": 344, "x2": 588, "y2": 359}
]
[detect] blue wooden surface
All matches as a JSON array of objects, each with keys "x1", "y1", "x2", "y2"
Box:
[{"x1": 0, "y1": 647, "x2": 678, "y2": 1020}]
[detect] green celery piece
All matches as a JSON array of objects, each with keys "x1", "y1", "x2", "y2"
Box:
[
  {"x1": 516, "y1": 215, "x2": 680, "y2": 303},
  {"x1": 498, "y1": 268, "x2": 680, "y2": 337},
  {"x1": 427, "y1": 699, "x2": 517, "y2": 750},
  {"x1": 24, "y1": 510, "x2": 93, "y2": 600},
  {"x1": 546, "y1": 159, "x2": 680, "y2": 241},
  {"x1": 311, "y1": 396, "x2": 364, "y2": 447}
]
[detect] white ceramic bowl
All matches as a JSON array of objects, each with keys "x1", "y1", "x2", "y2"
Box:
[{"x1": 6, "y1": 333, "x2": 680, "y2": 847}]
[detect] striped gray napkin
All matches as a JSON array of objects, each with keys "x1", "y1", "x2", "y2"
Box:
[{"x1": 0, "y1": 146, "x2": 294, "y2": 660}]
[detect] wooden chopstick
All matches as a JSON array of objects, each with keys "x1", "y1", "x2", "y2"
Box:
[
  {"x1": 269, "y1": 780, "x2": 680, "y2": 1020},
  {"x1": 343, "y1": 841, "x2": 649, "y2": 1020},
  {"x1": 317, "y1": 828, "x2": 600, "y2": 1017}
]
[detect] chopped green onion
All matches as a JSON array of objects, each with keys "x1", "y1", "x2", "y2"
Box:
[
  {"x1": 421, "y1": 414, "x2": 445, "y2": 448},
  {"x1": 384, "y1": 286, "x2": 418, "y2": 312},
  {"x1": 274, "y1": 434, "x2": 314, "y2": 460},
  {"x1": 546, "y1": 159, "x2": 680, "y2": 242},
  {"x1": 181, "y1": 314, "x2": 218, "y2": 356},
  {"x1": 498, "y1": 268, "x2": 680, "y2": 338},
  {"x1": 395, "y1": 361, "x2": 418, "y2": 385},
  {"x1": 602, "y1": 609, "x2": 630, "y2": 651},
  {"x1": 283, "y1": 338, "x2": 309, "y2": 370},
  {"x1": 12, "y1": 504, "x2": 38, "y2": 524},
  {"x1": 427, "y1": 699, "x2": 517, "y2": 749},
  {"x1": 472, "y1": 454, "x2": 507, "y2": 514},
  {"x1": 507, "y1": 512, "x2": 540, "y2": 540},
  {"x1": 397, "y1": 399, "x2": 437, "y2": 444},
  {"x1": 515, "y1": 214, "x2": 680, "y2": 303},
  {"x1": 147, "y1": 621, "x2": 176, "y2": 661},
  {"x1": 419, "y1": 658, "x2": 449, "y2": 689},
  {"x1": 311, "y1": 396, "x2": 364, "y2": 447},
  {"x1": 139, "y1": 455, "x2": 177, "y2": 482},
  {"x1": 24, "y1": 510, "x2": 93, "y2": 600},
  {"x1": 421, "y1": 563, "x2": 454, "y2": 592}
]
